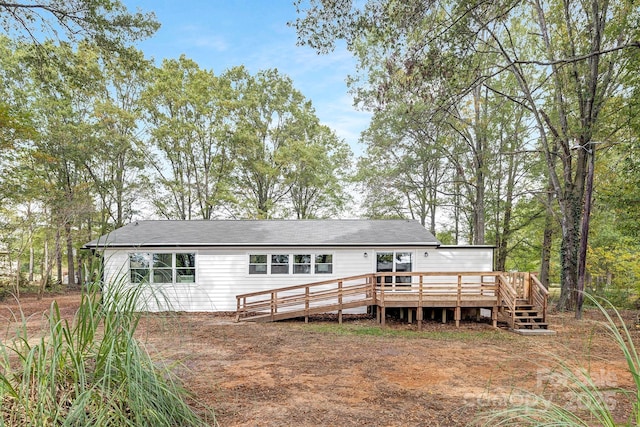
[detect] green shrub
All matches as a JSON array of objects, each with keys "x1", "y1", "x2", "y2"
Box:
[
  {"x1": 477, "y1": 294, "x2": 639, "y2": 426},
  {"x1": 0, "y1": 280, "x2": 215, "y2": 426}
]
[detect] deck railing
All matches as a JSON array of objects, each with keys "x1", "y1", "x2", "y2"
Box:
[
  {"x1": 530, "y1": 273, "x2": 549, "y2": 324},
  {"x1": 235, "y1": 271, "x2": 547, "y2": 327},
  {"x1": 235, "y1": 273, "x2": 375, "y2": 323},
  {"x1": 498, "y1": 274, "x2": 518, "y2": 329}
]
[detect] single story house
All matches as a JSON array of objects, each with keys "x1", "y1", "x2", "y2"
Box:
[{"x1": 83, "y1": 219, "x2": 495, "y2": 312}]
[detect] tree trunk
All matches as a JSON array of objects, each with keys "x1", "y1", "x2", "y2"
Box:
[
  {"x1": 575, "y1": 149, "x2": 595, "y2": 319},
  {"x1": 556, "y1": 192, "x2": 582, "y2": 311},
  {"x1": 38, "y1": 239, "x2": 49, "y2": 300},
  {"x1": 539, "y1": 186, "x2": 555, "y2": 288},
  {"x1": 65, "y1": 222, "x2": 75, "y2": 288},
  {"x1": 15, "y1": 257, "x2": 20, "y2": 299},
  {"x1": 56, "y1": 228, "x2": 62, "y2": 284},
  {"x1": 29, "y1": 246, "x2": 34, "y2": 282}
]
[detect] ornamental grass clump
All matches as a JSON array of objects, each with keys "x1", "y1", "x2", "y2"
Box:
[
  {"x1": 0, "y1": 279, "x2": 213, "y2": 426},
  {"x1": 478, "y1": 294, "x2": 640, "y2": 426}
]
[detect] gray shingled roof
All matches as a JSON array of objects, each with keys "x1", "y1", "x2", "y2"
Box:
[{"x1": 83, "y1": 219, "x2": 441, "y2": 248}]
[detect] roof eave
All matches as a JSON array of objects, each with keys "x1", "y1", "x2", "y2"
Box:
[{"x1": 84, "y1": 242, "x2": 442, "y2": 249}]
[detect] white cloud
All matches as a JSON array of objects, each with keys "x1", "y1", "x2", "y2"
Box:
[{"x1": 177, "y1": 25, "x2": 229, "y2": 52}]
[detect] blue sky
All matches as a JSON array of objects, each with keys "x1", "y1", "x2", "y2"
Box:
[{"x1": 122, "y1": 0, "x2": 371, "y2": 155}]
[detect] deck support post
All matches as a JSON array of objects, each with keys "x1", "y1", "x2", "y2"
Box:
[
  {"x1": 305, "y1": 287, "x2": 309, "y2": 323},
  {"x1": 491, "y1": 305, "x2": 498, "y2": 328},
  {"x1": 455, "y1": 306, "x2": 461, "y2": 328},
  {"x1": 270, "y1": 291, "x2": 276, "y2": 322},
  {"x1": 338, "y1": 280, "x2": 343, "y2": 324},
  {"x1": 442, "y1": 308, "x2": 447, "y2": 324},
  {"x1": 381, "y1": 306, "x2": 386, "y2": 327},
  {"x1": 376, "y1": 306, "x2": 381, "y2": 324},
  {"x1": 408, "y1": 308, "x2": 413, "y2": 324},
  {"x1": 417, "y1": 275, "x2": 423, "y2": 330}
]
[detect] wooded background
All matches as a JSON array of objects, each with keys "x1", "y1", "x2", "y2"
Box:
[{"x1": 0, "y1": 0, "x2": 638, "y2": 316}]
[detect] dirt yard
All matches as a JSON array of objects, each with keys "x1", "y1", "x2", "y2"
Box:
[{"x1": 1, "y1": 292, "x2": 637, "y2": 426}]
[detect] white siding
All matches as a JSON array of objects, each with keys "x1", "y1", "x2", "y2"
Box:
[
  {"x1": 101, "y1": 245, "x2": 494, "y2": 312},
  {"x1": 417, "y1": 247, "x2": 494, "y2": 272}
]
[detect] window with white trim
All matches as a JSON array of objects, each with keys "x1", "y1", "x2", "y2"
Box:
[
  {"x1": 271, "y1": 254, "x2": 290, "y2": 274},
  {"x1": 129, "y1": 252, "x2": 196, "y2": 284},
  {"x1": 315, "y1": 254, "x2": 333, "y2": 274},
  {"x1": 249, "y1": 254, "x2": 267, "y2": 274},
  {"x1": 248, "y1": 253, "x2": 333, "y2": 275},
  {"x1": 293, "y1": 254, "x2": 311, "y2": 274},
  {"x1": 376, "y1": 251, "x2": 412, "y2": 285}
]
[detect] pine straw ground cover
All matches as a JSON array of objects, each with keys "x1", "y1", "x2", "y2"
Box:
[{"x1": 2, "y1": 292, "x2": 639, "y2": 426}]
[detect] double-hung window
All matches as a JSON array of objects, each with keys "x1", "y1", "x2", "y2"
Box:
[
  {"x1": 129, "y1": 252, "x2": 196, "y2": 284},
  {"x1": 271, "y1": 255, "x2": 290, "y2": 274},
  {"x1": 249, "y1": 254, "x2": 267, "y2": 274},
  {"x1": 293, "y1": 255, "x2": 311, "y2": 274},
  {"x1": 315, "y1": 254, "x2": 333, "y2": 274},
  {"x1": 176, "y1": 253, "x2": 196, "y2": 283}
]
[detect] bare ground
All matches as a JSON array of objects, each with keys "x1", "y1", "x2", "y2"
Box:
[{"x1": 1, "y1": 292, "x2": 638, "y2": 426}]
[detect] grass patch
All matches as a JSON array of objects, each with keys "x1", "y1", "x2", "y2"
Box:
[
  {"x1": 0, "y1": 279, "x2": 215, "y2": 426},
  {"x1": 302, "y1": 323, "x2": 517, "y2": 342}
]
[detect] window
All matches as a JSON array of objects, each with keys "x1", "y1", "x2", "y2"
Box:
[
  {"x1": 376, "y1": 251, "x2": 412, "y2": 285},
  {"x1": 376, "y1": 252, "x2": 394, "y2": 284},
  {"x1": 248, "y1": 253, "x2": 334, "y2": 275},
  {"x1": 249, "y1": 254, "x2": 267, "y2": 274},
  {"x1": 129, "y1": 252, "x2": 196, "y2": 284},
  {"x1": 395, "y1": 252, "x2": 412, "y2": 284},
  {"x1": 315, "y1": 254, "x2": 333, "y2": 274},
  {"x1": 293, "y1": 254, "x2": 311, "y2": 274},
  {"x1": 153, "y1": 253, "x2": 173, "y2": 284},
  {"x1": 130, "y1": 253, "x2": 151, "y2": 284},
  {"x1": 176, "y1": 253, "x2": 196, "y2": 283},
  {"x1": 271, "y1": 254, "x2": 289, "y2": 274}
]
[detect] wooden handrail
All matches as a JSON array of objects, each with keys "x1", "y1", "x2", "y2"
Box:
[
  {"x1": 236, "y1": 273, "x2": 374, "y2": 299},
  {"x1": 530, "y1": 274, "x2": 549, "y2": 323},
  {"x1": 236, "y1": 271, "x2": 547, "y2": 326},
  {"x1": 498, "y1": 274, "x2": 518, "y2": 329}
]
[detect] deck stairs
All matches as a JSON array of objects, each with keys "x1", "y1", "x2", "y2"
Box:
[{"x1": 504, "y1": 299, "x2": 549, "y2": 330}]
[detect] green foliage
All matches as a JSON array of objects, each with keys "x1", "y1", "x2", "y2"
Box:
[
  {"x1": 477, "y1": 295, "x2": 640, "y2": 426},
  {"x1": 141, "y1": 55, "x2": 235, "y2": 220},
  {"x1": 294, "y1": 0, "x2": 640, "y2": 313},
  {"x1": 0, "y1": 0, "x2": 159, "y2": 53},
  {"x1": 229, "y1": 66, "x2": 352, "y2": 219},
  {"x1": 0, "y1": 280, "x2": 213, "y2": 426}
]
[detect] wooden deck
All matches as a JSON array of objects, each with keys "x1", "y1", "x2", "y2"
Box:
[{"x1": 236, "y1": 271, "x2": 549, "y2": 330}]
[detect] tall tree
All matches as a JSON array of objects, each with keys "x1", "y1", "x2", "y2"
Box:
[
  {"x1": 142, "y1": 55, "x2": 234, "y2": 220},
  {"x1": 284, "y1": 124, "x2": 352, "y2": 219},
  {"x1": 356, "y1": 104, "x2": 451, "y2": 233},
  {"x1": 88, "y1": 46, "x2": 150, "y2": 230},
  {"x1": 24, "y1": 41, "x2": 102, "y2": 287},
  {"x1": 294, "y1": 0, "x2": 640, "y2": 315},
  {"x1": 229, "y1": 67, "x2": 324, "y2": 219}
]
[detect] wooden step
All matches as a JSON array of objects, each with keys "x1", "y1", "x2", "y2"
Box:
[
  {"x1": 511, "y1": 310, "x2": 542, "y2": 316},
  {"x1": 514, "y1": 322, "x2": 549, "y2": 330}
]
